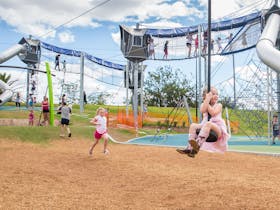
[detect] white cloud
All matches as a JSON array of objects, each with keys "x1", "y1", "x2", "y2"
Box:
[
  {"x1": 211, "y1": 0, "x2": 271, "y2": 20},
  {"x1": 141, "y1": 20, "x2": 184, "y2": 29},
  {"x1": 111, "y1": 32, "x2": 120, "y2": 46},
  {"x1": 0, "y1": 0, "x2": 203, "y2": 37},
  {"x1": 0, "y1": 0, "x2": 100, "y2": 39},
  {"x1": 58, "y1": 31, "x2": 75, "y2": 43}
]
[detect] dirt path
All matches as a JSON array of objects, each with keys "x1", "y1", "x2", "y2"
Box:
[{"x1": 0, "y1": 138, "x2": 279, "y2": 210}]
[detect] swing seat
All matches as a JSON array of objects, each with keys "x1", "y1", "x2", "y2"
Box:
[{"x1": 196, "y1": 128, "x2": 218, "y2": 142}]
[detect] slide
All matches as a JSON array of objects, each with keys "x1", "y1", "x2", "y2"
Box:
[
  {"x1": 0, "y1": 43, "x2": 26, "y2": 106},
  {"x1": 256, "y1": 12, "x2": 280, "y2": 72},
  {"x1": 0, "y1": 80, "x2": 13, "y2": 106},
  {"x1": 0, "y1": 44, "x2": 25, "y2": 64}
]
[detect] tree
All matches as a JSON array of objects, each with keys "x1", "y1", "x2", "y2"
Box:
[
  {"x1": 87, "y1": 92, "x2": 112, "y2": 105},
  {"x1": 0, "y1": 72, "x2": 11, "y2": 83},
  {"x1": 144, "y1": 65, "x2": 195, "y2": 107},
  {"x1": 0, "y1": 72, "x2": 17, "y2": 86}
]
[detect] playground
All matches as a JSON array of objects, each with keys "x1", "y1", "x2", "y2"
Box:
[
  {"x1": 0, "y1": 102, "x2": 279, "y2": 209},
  {"x1": 1, "y1": 0, "x2": 280, "y2": 209}
]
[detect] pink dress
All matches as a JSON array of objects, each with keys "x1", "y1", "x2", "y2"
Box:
[
  {"x1": 29, "y1": 113, "x2": 34, "y2": 122},
  {"x1": 199, "y1": 108, "x2": 230, "y2": 153}
]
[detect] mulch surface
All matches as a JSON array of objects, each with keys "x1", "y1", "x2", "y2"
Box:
[{"x1": 0, "y1": 138, "x2": 279, "y2": 210}]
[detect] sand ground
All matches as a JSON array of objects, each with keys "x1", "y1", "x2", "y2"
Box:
[{"x1": 0, "y1": 137, "x2": 279, "y2": 210}]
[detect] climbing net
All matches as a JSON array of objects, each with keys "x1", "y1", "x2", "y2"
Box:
[{"x1": 40, "y1": 42, "x2": 126, "y2": 104}]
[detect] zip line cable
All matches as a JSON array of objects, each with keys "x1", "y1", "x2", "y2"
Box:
[{"x1": 38, "y1": 0, "x2": 112, "y2": 39}]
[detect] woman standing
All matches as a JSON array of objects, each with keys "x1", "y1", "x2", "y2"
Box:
[{"x1": 41, "y1": 96, "x2": 49, "y2": 126}]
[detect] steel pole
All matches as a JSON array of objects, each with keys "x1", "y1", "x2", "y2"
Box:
[{"x1": 207, "y1": 0, "x2": 211, "y2": 92}]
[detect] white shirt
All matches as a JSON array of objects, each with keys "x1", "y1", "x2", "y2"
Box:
[
  {"x1": 94, "y1": 115, "x2": 107, "y2": 134},
  {"x1": 186, "y1": 35, "x2": 192, "y2": 44}
]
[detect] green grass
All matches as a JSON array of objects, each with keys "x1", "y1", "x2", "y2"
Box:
[
  {"x1": 0, "y1": 125, "x2": 97, "y2": 143},
  {"x1": 0, "y1": 103, "x2": 271, "y2": 137},
  {"x1": 0, "y1": 126, "x2": 59, "y2": 144}
]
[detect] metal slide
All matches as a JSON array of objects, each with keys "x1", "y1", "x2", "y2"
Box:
[
  {"x1": 256, "y1": 13, "x2": 280, "y2": 72},
  {"x1": 0, "y1": 80, "x2": 13, "y2": 106},
  {"x1": 0, "y1": 44, "x2": 26, "y2": 105},
  {"x1": 0, "y1": 44, "x2": 25, "y2": 64}
]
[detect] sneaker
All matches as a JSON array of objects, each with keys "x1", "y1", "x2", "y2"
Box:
[
  {"x1": 68, "y1": 133, "x2": 71, "y2": 138},
  {"x1": 189, "y1": 139, "x2": 200, "y2": 153},
  {"x1": 60, "y1": 134, "x2": 65, "y2": 138},
  {"x1": 104, "y1": 149, "x2": 109, "y2": 155},
  {"x1": 89, "y1": 149, "x2": 93, "y2": 155},
  {"x1": 176, "y1": 148, "x2": 192, "y2": 155}
]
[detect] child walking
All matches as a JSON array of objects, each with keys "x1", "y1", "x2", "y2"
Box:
[
  {"x1": 89, "y1": 107, "x2": 109, "y2": 155},
  {"x1": 177, "y1": 87, "x2": 230, "y2": 158},
  {"x1": 58, "y1": 102, "x2": 72, "y2": 138}
]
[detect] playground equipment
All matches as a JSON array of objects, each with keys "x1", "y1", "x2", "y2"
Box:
[
  {"x1": 120, "y1": 24, "x2": 150, "y2": 62},
  {"x1": 120, "y1": 24, "x2": 148, "y2": 130},
  {"x1": 40, "y1": 42, "x2": 125, "y2": 112},
  {"x1": 256, "y1": 5, "x2": 280, "y2": 72},
  {"x1": 0, "y1": 80, "x2": 13, "y2": 106},
  {"x1": 117, "y1": 2, "x2": 280, "y2": 142},
  {"x1": 119, "y1": 5, "x2": 264, "y2": 131},
  {"x1": 0, "y1": 36, "x2": 41, "y2": 105}
]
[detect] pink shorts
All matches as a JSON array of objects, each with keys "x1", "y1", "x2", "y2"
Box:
[{"x1": 94, "y1": 131, "x2": 106, "y2": 140}]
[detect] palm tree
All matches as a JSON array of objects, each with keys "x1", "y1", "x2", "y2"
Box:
[{"x1": 0, "y1": 72, "x2": 11, "y2": 83}]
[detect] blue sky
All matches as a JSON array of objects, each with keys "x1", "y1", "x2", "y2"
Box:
[{"x1": 0, "y1": 0, "x2": 274, "y2": 104}]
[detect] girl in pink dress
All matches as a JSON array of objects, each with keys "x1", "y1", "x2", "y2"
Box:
[
  {"x1": 28, "y1": 110, "x2": 34, "y2": 126},
  {"x1": 177, "y1": 87, "x2": 230, "y2": 157},
  {"x1": 89, "y1": 107, "x2": 109, "y2": 155}
]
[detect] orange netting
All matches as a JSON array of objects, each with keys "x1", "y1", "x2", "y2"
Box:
[
  {"x1": 115, "y1": 109, "x2": 239, "y2": 132},
  {"x1": 117, "y1": 110, "x2": 143, "y2": 128},
  {"x1": 230, "y1": 121, "x2": 240, "y2": 133}
]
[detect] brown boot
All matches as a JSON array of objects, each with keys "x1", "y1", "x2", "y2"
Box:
[
  {"x1": 189, "y1": 139, "x2": 200, "y2": 153},
  {"x1": 187, "y1": 150, "x2": 197, "y2": 158},
  {"x1": 176, "y1": 148, "x2": 192, "y2": 154}
]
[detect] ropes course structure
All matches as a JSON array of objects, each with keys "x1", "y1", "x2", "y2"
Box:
[
  {"x1": 118, "y1": 0, "x2": 280, "y2": 141},
  {"x1": 217, "y1": 53, "x2": 278, "y2": 140},
  {"x1": 40, "y1": 42, "x2": 126, "y2": 106},
  {"x1": 134, "y1": 0, "x2": 273, "y2": 61},
  {"x1": 36, "y1": 0, "x2": 279, "y2": 140},
  {"x1": 128, "y1": 8, "x2": 262, "y2": 61}
]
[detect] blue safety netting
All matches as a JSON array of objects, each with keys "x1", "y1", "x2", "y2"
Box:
[
  {"x1": 145, "y1": 11, "x2": 261, "y2": 38},
  {"x1": 139, "y1": 10, "x2": 263, "y2": 59},
  {"x1": 41, "y1": 42, "x2": 124, "y2": 70}
]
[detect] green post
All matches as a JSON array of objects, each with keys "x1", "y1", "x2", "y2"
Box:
[{"x1": 45, "y1": 62, "x2": 54, "y2": 126}]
